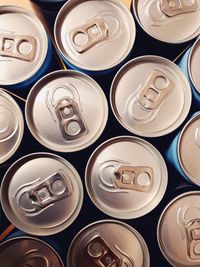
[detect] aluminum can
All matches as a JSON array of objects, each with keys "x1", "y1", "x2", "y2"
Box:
[
  {"x1": 110, "y1": 55, "x2": 191, "y2": 137},
  {"x1": 178, "y1": 37, "x2": 200, "y2": 107},
  {"x1": 54, "y1": 0, "x2": 136, "y2": 75},
  {"x1": 0, "y1": 89, "x2": 24, "y2": 164},
  {"x1": 132, "y1": 0, "x2": 200, "y2": 43},
  {"x1": 0, "y1": 6, "x2": 51, "y2": 89},
  {"x1": 157, "y1": 191, "x2": 200, "y2": 267},
  {"x1": 85, "y1": 136, "x2": 168, "y2": 219},
  {"x1": 167, "y1": 112, "x2": 200, "y2": 186},
  {"x1": 0, "y1": 152, "x2": 83, "y2": 236},
  {"x1": 67, "y1": 220, "x2": 150, "y2": 267},
  {"x1": 0, "y1": 236, "x2": 64, "y2": 267},
  {"x1": 25, "y1": 70, "x2": 108, "y2": 152}
]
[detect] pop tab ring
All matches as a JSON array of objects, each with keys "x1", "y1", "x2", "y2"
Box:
[
  {"x1": 98, "y1": 159, "x2": 153, "y2": 194},
  {"x1": 126, "y1": 69, "x2": 174, "y2": 124},
  {"x1": 45, "y1": 83, "x2": 88, "y2": 141}
]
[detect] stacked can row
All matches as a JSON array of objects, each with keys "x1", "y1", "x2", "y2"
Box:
[{"x1": 1, "y1": 0, "x2": 200, "y2": 267}]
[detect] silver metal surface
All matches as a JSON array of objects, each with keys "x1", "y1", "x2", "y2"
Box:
[
  {"x1": 67, "y1": 220, "x2": 150, "y2": 267},
  {"x1": 189, "y1": 37, "x2": 200, "y2": 94},
  {"x1": 0, "y1": 153, "x2": 83, "y2": 235},
  {"x1": 110, "y1": 56, "x2": 191, "y2": 137},
  {"x1": 0, "y1": 236, "x2": 64, "y2": 267},
  {"x1": 85, "y1": 136, "x2": 168, "y2": 219},
  {"x1": 157, "y1": 191, "x2": 200, "y2": 267},
  {"x1": 132, "y1": 0, "x2": 200, "y2": 43},
  {"x1": 54, "y1": 0, "x2": 136, "y2": 71},
  {"x1": 0, "y1": 89, "x2": 24, "y2": 164},
  {"x1": 0, "y1": 6, "x2": 48, "y2": 85},
  {"x1": 178, "y1": 113, "x2": 200, "y2": 186},
  {"x1": 25, "y1": 70, "x2": 108, "y2": 152}
]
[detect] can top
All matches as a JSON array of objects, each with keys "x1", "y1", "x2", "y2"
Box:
[
  {"x1": 189, "y1": 38, "x2": 200, "y2": 94},
  {"x1": 85, "y1": 136, "x2": 168, "y2": 219},
  {"x1": 1, "y1": 153, "x2": 83, "y2": 236},
  {"x1": 0, "y1": 236, "x2": 64, "y2": 267},
  {"x1": 54, "y1": 0, "x2": 136, "y2": 72},
  {"x1": 0, "y1": 6, "x2": 48, "y2": 86},
  {"x1": 67, "y1": 220, "x2": 150, "y2": 267},
  {"x1": 132, "y1": 0, "x2": 200, "y2": 43},
  {"x1": 25, "y1": 70, "x2": 108, "y2": 152},
  {"x1": 0, "y1": 89, "x2": 24, "y2": 164},
  {"x1": 157, "y1": 191, "x2": 200, "y2": 267},
  {"x1": 178, "y1": 112, "x2": 200, "y2": 186},
  {"x1": 110, "y1": 56, "x2": 191, "y2": 137}
]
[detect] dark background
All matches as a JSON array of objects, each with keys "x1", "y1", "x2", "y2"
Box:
[{"x1": 0, "y1": 1, "x2": 199, "y2": 266}]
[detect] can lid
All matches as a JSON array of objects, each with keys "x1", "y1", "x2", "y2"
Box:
[
  {"x1": 110, "y1": 56, "x2": 191, "y2": 137},
  {"x1": 157, "y1": 191, "x2": 200, "y2": 267},
  {"x1": 1, "y1": 153, "x2": 83, "y2": 236},
  {"x1": 67, "y1": 220, "x2": 150, "y2": 267},
  {"x1": 178, "y1": 112, "x2": 200, "y2": 186},
  {"x1": 0, "y1": 6, "x2": 48, "y2": 86},
  {"x1": 0, "y1": 89, "x2": 24, "y2": 164},
  {"x1": 0, "y1": 236, "x2": 64, "y2": 267},
  {"x1": 189, "y1": 38, "x2": 200, "y2": 94},
  {"x1": 132, "y1": 0, "x2": 200, "y2": 43},
  {"x1": 85, "y1": 136, "x2": 168, "y2": 219},
  {"x1": 54, "y1": 0, "x2": 136, "y2": 72},
  {"x1": 25, "y1": 70, "x2": 108, "y2": 152}
]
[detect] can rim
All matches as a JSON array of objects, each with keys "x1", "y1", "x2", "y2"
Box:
[
  {"x1": 132, "y1": 0, "x2": 199, "y2": 44},
  {"x1": 54, "y1": 0, "x2": 136, "y2": 72},
  {"x1": 85, "y1": 135, "x2": 168, "y2": 219},
  {"x1": 0, "y1": 152, "x2": 84, "y2": 236},
  {"x1": 0, "y1": 6, "x2": 48, "y2": 86},
  {"x1": 188, "y1": 37, "x2": 200, "y2": 94},
  {"x1": 110, "y1": 55, "x2": 192, "y2": 137},
  {"x1": 157, "y1": 190, "x2": 200, "y2": 267},
  {"x1": 0, "y1": 236, "x2": 65, "y2": 267},
  {"x1": 0, "y1": 89, "x2": 24, "y2": 164},
  {"x1": 67, "y1": 219, "x2": 150, "y2": 267},
  {"x1": 25, "y1": 69, "x2": 108, "y2": 152},
  {"x1": 177, "y1": 112, "x2": 200, "y2": 186}
]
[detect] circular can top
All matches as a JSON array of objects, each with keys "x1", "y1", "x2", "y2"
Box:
[
  {"x1": 67, "y1": 220, "x2": 150, "y2": 267},
  {"x1": 178, "y1": 112, "x2": 200, "y2": 186},
  {"x1": 0, "y1": 236, "x2": 64, "y2": 267},
  {"x1": 54, "y1": 0, "x2": 136, "y2": 72},
  {"x1": 25, "y1": 70, "x2": 108, "y2": 152},
  {"x1": 189, "y1": 38, "x2": 200, "y2": 94},
  {"x1": 0, "y1": 153, "x2": 83, "y2": 236},
  {"x1": 0, "y1": 89, "x2": 24, "y2": 164},
  {"x1": 132, "y1": 0, "x2": 200, "y2": 43},
  {"x1": 0, "y1": 6, "x2": 48, "y2": 86},
  {"x1": 85, "y1": 136, "x2": 168, "y2": 219},
  {"x1": 157, "y1": 191, "x2": 200, "y2": 267},
  {"x1": 110, "y1": 56, "x2": 191, "y2": 137}
]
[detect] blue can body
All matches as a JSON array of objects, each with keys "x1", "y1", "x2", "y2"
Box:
[
  {"x1": 178, "y1": 46, "x2": 200, "y2": 107},
  {"x1": 8, "y1": 37, "x2": 53, "y2": 90},
  {"x1": 166, "y1": 112, "x2": 200, "y2": 185}
]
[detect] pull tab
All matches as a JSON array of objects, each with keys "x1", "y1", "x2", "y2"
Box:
[
  {"x1": 113, "y1": 166, "x2": 153, "y2": 193},
  {"x1": 0, "y1": 34, "x2": 36, "y2": 61},
  {"x1": 70, "y1": 18, "x2": 108, "y2": 53},
  {"x1": 186, "y1": 219, "x2": 200, "y2": 260},
  {"x1": 86, "y1": 235, "x2": 120, "y2": 267},
  {"x1": 160, "y1": 0, "x2": 198, "y2": 17},
  {"x1": 18, "y1": 251, "x2": 50, "y2": 267},
  {"x1": 55, "y1": 98, "x2": 88, "y2": 141},
  {"x1": 138, "y1": 70, "x2": 173, "y2": 110},
  {"x1": 16, "y1": 171, "x2": 72, "y2": 214}
]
